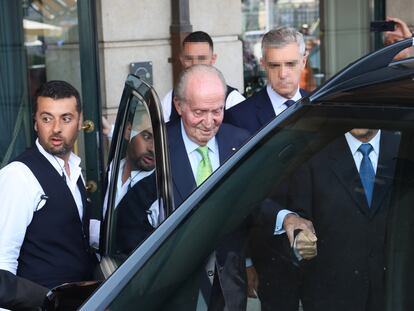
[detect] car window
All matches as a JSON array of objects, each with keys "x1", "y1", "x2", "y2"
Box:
[
  {"x1": 106, "y1": 97, "x2": 158, "y2": 258},
  {"x1": 100, "y1": 75, "x2": 173, "y2": 266},
  {"x1": 80, "y1": 100, "x2": 414, "y2": 311}
]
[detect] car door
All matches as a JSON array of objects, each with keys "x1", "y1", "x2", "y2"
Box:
[
  {"x1": 44, "y1": 75, "x2": 173, "y2": 310},
  {"x1": 98, "y1": 74, "x2": 174, "y2": 271}
]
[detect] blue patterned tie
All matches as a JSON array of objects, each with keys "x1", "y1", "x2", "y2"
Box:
[
  {"x1": 284, "y1": 99, "x2": 295, "y2": 108},
  {"x1": 358, "y1": 143, "x2": 375, "y2": 207}
]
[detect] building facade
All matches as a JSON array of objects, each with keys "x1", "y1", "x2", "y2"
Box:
[{"x1": 0, "y1": 0, "x2": 412, "y2": 209}]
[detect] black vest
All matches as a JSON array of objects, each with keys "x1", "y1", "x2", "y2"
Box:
[
  {"x1": 115, "y1": 172, "x2": 157, "y2": 255},
  {"x1": 169, "y1": 85, "x2": 238, "y2": 123},
  {"x1": 15, "y1": 147, "x2": 97, "y2": 289}
]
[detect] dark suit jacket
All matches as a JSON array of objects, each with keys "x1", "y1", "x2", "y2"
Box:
[
  {"x1": 167, "y1": 120, "x2": 250, "y2": 208},
  {"x1": 224, "y1": 86, "x2": 307, "y2": 135},
  {"x1": 288, "y1": 131, "x2": 400, "y2": 311},
  {"x1": 0, "y1": 269, "x2": 48, "y2": 310},
  {"x1": 115, "y1": 172, "x2": 157, "y2": 255},
  {"x1": 167, "y1": 119, "x2": 250, "y2": 310}
]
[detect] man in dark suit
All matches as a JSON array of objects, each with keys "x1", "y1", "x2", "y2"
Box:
[
  {"x1": 168, "y1": 64, "x2": 250, "y2": 310},
  {"x1": 284, "y1": 129, "x2": 400, "y2": 311},
  {"x1": 225, "y1": 26, "x2": 308, "y2": 135}
]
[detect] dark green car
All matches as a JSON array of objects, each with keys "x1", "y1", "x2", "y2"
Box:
[{"x1": 52, "y1": 38, "x2": 414, "y2": 311}]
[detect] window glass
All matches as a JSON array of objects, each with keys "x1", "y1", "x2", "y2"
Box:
[
  {"x1": 24, "y1": 0, "x2": 81, "y2": 95},
  {"x1": 98, "y1": 97, "x2": 414, "y2": 310},
  {"x1": 105, "y1": 95, "x2": 158, "y2": 260}
]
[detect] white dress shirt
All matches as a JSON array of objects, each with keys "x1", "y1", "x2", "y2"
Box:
[
  {"x1": 266, "y1": 84, "x2": 302, "y2": 116},
  {"x1": 180, "y1": 120, "x2": 220, "y2": 178},
  {"x1": 161, "y1": 88, "x2": 245, "y2": 123},
  {"x1": 0, "y1": 140, "x2": 90, "y2": 274},
  {"x1": 102, "y1": 159, "x2": 158, "y2": 229},
  {"x1": 344, "y1": 130, "x2": 380, "y2": 173},
  {"x1": 274, "y1": 130, "x2": 382, "y2": 235}
]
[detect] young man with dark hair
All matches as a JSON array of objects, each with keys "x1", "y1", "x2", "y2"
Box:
[
  {"x1": 0, "y1": 80, "x2": 98, "y2": 309},
  {"x1": 161, "y1": 31, "x2": 245, "y2": 123}
]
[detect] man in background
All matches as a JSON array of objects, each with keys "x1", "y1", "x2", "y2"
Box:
[
  {"x1": 161, "y1": 31, "x2": 245, "y2": 123},
  {"x1": 225, "y1": 26, "x2": 308, "y2": 135},
  {"x1": 384, "y1": 16, "x2": 412, "y2": 61}
]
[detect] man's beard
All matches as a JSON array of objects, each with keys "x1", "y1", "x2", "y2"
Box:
[
  {"x1": 135, "y1": 152, "x2": 155, "y2": 171},
  {"x1": 42, "y1": 138, "x2": 72, "y2": 157}
]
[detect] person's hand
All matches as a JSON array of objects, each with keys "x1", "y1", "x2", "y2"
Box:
[
  {"x1": 386, "y1": 16, "x2": 412, "y2": 39},
  {"x1": 101, "y1": 116, "x2": 112, "y2": 137},
  {"x1": 283, "y1": 213, "x2": 315, "y2": 246},
  {"x1": 295, "y1": 229, "x2": 317, "y2": 260},
  {"x1": 246, "y1": 266, "x2": 259, "y2": 298}
]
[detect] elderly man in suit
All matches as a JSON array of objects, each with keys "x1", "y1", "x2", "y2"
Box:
[
  {"x1": 284, "y1": 129, "x2": 400, "y2": 311},
  {"x1": 225, "y1": 26, "x2": 308, "y2": 135},
  {"x1": 167, "y1": 64, "x2": 250, "y2": 310}
]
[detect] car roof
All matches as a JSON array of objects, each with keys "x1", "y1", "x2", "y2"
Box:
[{"x1": 308, "y1": 38, "x2": 414, "y2": 106}]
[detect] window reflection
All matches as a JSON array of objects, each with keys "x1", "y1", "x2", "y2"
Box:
[
  {"x1": 24, "y1": 0, "x2": 81, "y2": 94},
  {"x1": 105, "y1": 98, "x2": 159, "y2": 258}
]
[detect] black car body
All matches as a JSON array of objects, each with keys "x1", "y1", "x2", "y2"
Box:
[{"x1": 51, "y1": 38, "x2": 414, "y2": 311}]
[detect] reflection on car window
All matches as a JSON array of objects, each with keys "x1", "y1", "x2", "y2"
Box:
[{"x1": 105, "y1": 96, "x2": 159, "y2": 258}]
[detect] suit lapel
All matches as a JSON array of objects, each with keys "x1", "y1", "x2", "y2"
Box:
[
  {"x1": 329, "y1": 132, "x2": 400, "y2": 218},
  {"x1": 216, "y1": 125, "x2": 239, "y2": 165},
  {"x1": 369, "y1": 131, "x2": 400, "y2": 217},
  {"x1": 168, "y1": 121, "x2": 196, "y2": 206},
  {"x1": 328, "y1": 137, "x2": 371, "y2": 215},
  {"x1": 255, "y1": 88, "x2": 276, "y2": 127}
]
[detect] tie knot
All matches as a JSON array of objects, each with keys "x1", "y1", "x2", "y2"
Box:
[
  {"x1": 284, "y1": 99, "x2": 295, "y2": 108},
  {"x1": 196, "y1": 146, "x2": 209, "y2": 160},
  {"x1": 358, "y1": 143, "x2": 373, "y2": 157}
]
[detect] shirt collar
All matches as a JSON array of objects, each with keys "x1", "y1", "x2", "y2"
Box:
[
  {"x1": 180, "y1": 120, "x2": 218, "y2": 155},
  {"x1": 266, "y1": 84, "x2": 302, "y2": 109},
  {"x1": 344, "y1": 130, "x2": 381, "y2": 156},
  {"x1": 35, "y1": 139, "x2": 81, "y2": 174}
]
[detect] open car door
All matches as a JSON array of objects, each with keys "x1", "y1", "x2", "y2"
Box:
[{"x1": 45, "y1": 75, "x2": 173, "y2": 310}]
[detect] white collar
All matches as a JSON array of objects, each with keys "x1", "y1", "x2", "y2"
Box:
[
  {"x1": 344, "y1": 130, "x2": 381, "y2": 156},
  {"x1": 35, "y1": 139, "x2": 81, "y2": 176},
  {"x1": 266, "y1": 84, "x2": 302, "y2": 109},
  {"x1": 180, "y1": 120, "x2": 218, "y2": 155}
]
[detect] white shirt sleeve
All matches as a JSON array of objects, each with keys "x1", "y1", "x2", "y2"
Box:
[
  {"x1": 225, "y1": 90, "x2": 245, "y2": 110},
  {"x1": 0, "y1": 162, "x2": 44, "y2": 274},
  {"x1": 274, "y1": 209, "x2": 298, "y2": 235},
  {"x1": 161, "y1": 90, "x2": 173, "y2": 123}
]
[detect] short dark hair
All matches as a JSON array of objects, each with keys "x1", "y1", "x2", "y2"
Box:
[
  {"x1": 183, "y1": 31, "x2": 214, "y2": 51},
  {"x1": 33, "y1": 80, "x2": 81, "y2": 115}
]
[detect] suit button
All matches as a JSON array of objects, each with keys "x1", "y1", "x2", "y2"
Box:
[
  {"x1": 354, "y1": 270, "x2": 359, "y2": 275},
  {"x1": 207, "y1": 270, "x2": 214, "y2": 277}
]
